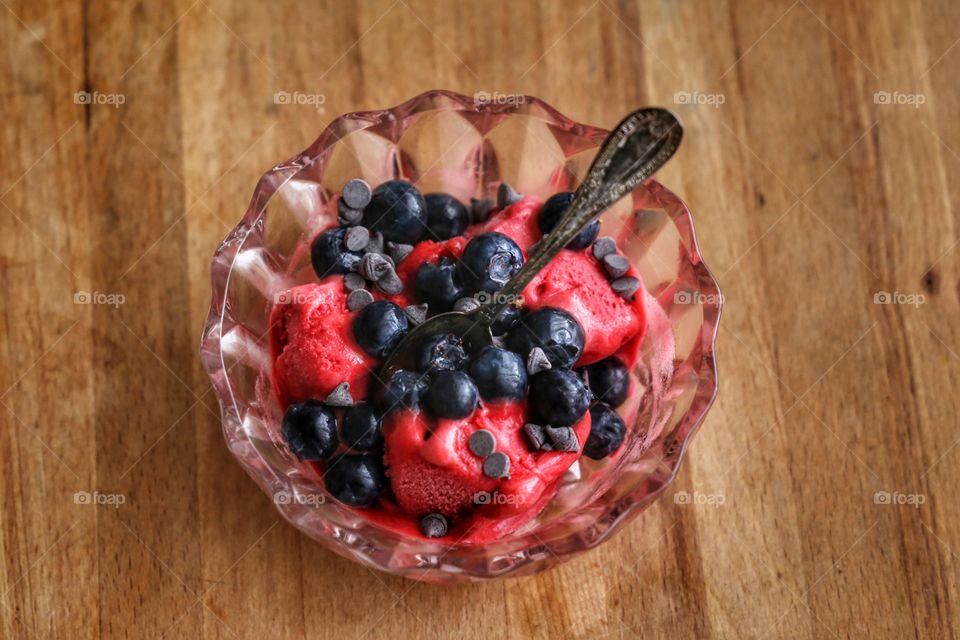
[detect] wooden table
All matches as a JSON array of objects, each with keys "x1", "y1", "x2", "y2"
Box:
[{"x1": 2, "y1": 1, "x2": 958, "y2": 637}]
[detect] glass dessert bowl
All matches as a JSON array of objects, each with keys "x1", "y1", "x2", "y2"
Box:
[{"x1": 200, "y1": 90, "x2": 721, "y2": 582}]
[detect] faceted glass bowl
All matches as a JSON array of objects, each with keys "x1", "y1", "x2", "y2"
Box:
[{"x1": 200, "y1": 90, "x2": 721, "y2": 582}]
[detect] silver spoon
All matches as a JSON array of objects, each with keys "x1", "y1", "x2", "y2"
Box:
[{"x1": 379, "y1": 107, "x2": 683, "y2": 385}]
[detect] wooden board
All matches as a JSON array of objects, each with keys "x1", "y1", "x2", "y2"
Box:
[{"x1": 2, "y1": 0, "x2": 958, "y2": 637}]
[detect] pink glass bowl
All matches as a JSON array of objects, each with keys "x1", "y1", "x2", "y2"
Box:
[{"x1": 200, "y1": 90, "x2": 721, "y2": 582}]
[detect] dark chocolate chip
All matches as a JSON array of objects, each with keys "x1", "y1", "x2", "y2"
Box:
[
  {"x1": 376, "y1": 268, "x2": 404, "y2": 295},
  {"x1": 420, "y1": 513, "x2": 449, "y2": 538},
  {"x1": 358, "y1": 252, "x2": 392, "y2": 281},
  {"x1": 386, "y1": 241, "x2": 414, "y2": 264},
  {"x1": 602, "y1": 254, "x2": 630, "y2": 279},
  {"x1": 468, "y1": 429, "x2": 497, "y2": 458},
  {"x1": 482, "y1": 451, "x2": 511, "y2": 479},
  {"x1": 338, "y1": 198, "x2": 364, "y2": 226},
  {"x1": 344, "y1": 226, "x2": 370, "y2": 251},
  {"x1": 346, "y1": 289, "x2": 374, "y2": 311},
  {"x1": 545, "y1": 426, "x2": 579, "y2": 452},
  {"x1": 324, "y1": 382, "x2": 354, "y2": 407},
  {"x1": 497, "y1": 183, "x2": 522, "y2": 209},
  {"x1": 342, "y1": 178, "x2": 373, "y2": 210},
  {"x1": 611, "y1": 276, "x2": 640, "y2": 300},
  {"x1": 470, "y1": 197, "x2": 495, "y2": 224},
  {"x1": 403, "y1": 303, "x2": 428, "y2": 326},
  {"x1": 592, "y1": 236, "x2": 617, "y2": 260},
  {"x1": 344, "y1": 273, "x2": 366, "y2": 292},
  {"x1": 526, "y1": 347, "x2": 552, "y2": 375},
  {"x1": 523, "y1": 423, "x2": 547, "y2": 451}
]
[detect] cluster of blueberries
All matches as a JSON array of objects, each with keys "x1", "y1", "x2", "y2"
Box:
[{"x1": 281, "y1": 178, "x2": 630, "y2": 514}]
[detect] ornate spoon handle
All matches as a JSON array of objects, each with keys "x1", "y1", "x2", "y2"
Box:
[{"x1": 477, "y1": 108, "x2": 683, "y2": 325}]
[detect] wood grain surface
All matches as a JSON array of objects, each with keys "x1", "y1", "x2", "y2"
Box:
[{"x1": 2, "y1": 1, "x2": 959, "y2": 638}]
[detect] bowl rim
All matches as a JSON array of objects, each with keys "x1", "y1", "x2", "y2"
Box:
[{"x1": 200, "y1": 89, "x2": 722, "y2": 578}]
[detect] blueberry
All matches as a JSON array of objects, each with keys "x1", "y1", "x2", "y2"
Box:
[
  {"x1": 362, "y1": 180, "x2": 427, "y2": 245},
  {"x1": 584, "y1": 357, "x2": 630, "y2": 407},
  {"x1": 381, "y1": 369, "x2": 428, "y2": 412},
  {"x1": 458, "y1": 232, "x2": 524, "y2": 295},
  {"x1": 538, "y1": 192, "x2": 600, "y2": 250},
  {"x1": 413, "y1": 258, "x2": 464, "y2": 312},
  {"x1": 505, "y1": 307, "x2": 585, "y2": 369},
  {"x1": 425, "y1": 193, "x2": 469, "y2": 240},
  {"x1": 469, "y1": 345, "x2": 528, "y2": 401},
  {"x1": 342, "y1": 402, "x2": 383, "y2": 451},
  {"x1": 311, "y1": 227, "x2": 363, "y2": 277},
  {"x1": 324, "y1": 454, "x2": 386, "y2": 507},
  {"x1": 427, "y1": 370, "x2": 478, "y2": 419},
  {"x1": 528, "y1": 369, "x2": 591, "y2": 426},
  {"x1": 281, "y1": 401, "x2": 338, "y2": 461},
  {"x1": 584, "y1": 403, "x2": 627, "y2": 459},
  {"x1": 417, "y1": 332, "x2": 469, "y2": 372},
  {"x1": 490, "y1": 305, "x2": 520, "y2": 336},
  {"x1": 352, "y1": 300, "x2": 409, "y2": 359}
]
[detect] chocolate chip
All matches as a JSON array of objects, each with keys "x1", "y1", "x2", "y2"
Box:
[
  {"x1": 468, "y1": 429, "x2": 497, "y2": 458},
  {"x1": 324, "y1": 382, "x2": 354, "y2": 407},
  {"x1": 545, "y1": 426, "x2": 579, "y2": 452},
  {"x1": 453, "y1": 297, "x2": 481, "y2": 313},
  {"x1": 338, "y1": 198, "x2": 363, "y2": 226},
  {"x1": 420, "y1": 513, "x2": 448, "y2": 538},
  {"x1": 344, "y1": 226, "x2": 370, "y2": 251},
  {"x1": 592, "y1": 236, "x2": 617, "y2": 260},
  {"x1": 376, "y1": 268, "x2": 404, "y2": 295},
  {"x1": 496, "y1": 183, "x2": 522, "y2": 209},
  {"x1": 403, "y1": 303, "x2": 428, "y2": 326},
  {"x1": 602, "y1": 254, "x2": 630, "y2": 279},
  {"x1": 523, "y1": 423, "x2": 547, "y2": 451},
  {"x1": 358, "y1": 252, "x2": 392, "y2": 281},
  {"x1": 470, "y1": 197, "x2": 495, "y2": 224},
  {"x1": 346, "y1": 289, "x2": 374, "y2": 311},
  {"x1": 611, "y1": 276, "x2": 640, "y2": 300},
  {"x1": 482, "y1": 452, "x2": 511, "y2": 479},
  {"x1": 526, "y1": 347, "x2": 552, "y2": 375},
  {"x1": 386, "y1": 241, "x2": 414, "y2": 264},
  {"x1": 342, "y1": 178, "x2": 372, "y2": 210},
  {"x1": 344, "y1": 273, "x2": 366, "y2": 292},
  {"x1": 365, "y1": 231, "x2": 384, "y2": 254}
]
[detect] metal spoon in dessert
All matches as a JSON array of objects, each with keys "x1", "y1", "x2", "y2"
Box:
[{"x1": 379, "y1": 107, "x2": 683, "y2": 384}]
